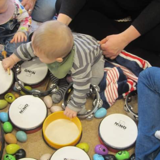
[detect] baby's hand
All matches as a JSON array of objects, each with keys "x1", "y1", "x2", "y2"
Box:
[
  {"x1": 2, "y1": 57, "x2": 15, "y2": 71},
  {"x1": 64, "y1": 107, "x2": 77, "y2": 119},
  {"x1": 10, "y1": 32, "x2": 27, "y2": 43}
]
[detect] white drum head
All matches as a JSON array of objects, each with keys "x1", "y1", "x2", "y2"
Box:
[
  {"x1": 99, "y1": 114, "x2": 138, "y2": 149},
  {"x1": 17, "y1": 58, "x2": 48, "y2": 85},
  {"x1": 9, "y1": 95, "x2": 47, "y2": 130},
  {"x1": 50, "y1": 146, "x2": 90, "y2": 160},
  {"x1": 19, "y1": 159, "x2": 36, "y2": 160},
  {"x1": 0, "y1": 61, "x2": 13, "y2": 95}
]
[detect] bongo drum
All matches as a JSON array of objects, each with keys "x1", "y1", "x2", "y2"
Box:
[
  {"x1": 124, "y1": 91, "x2": 138, "y2": 121},
  {"x1": 50, "y1": 146, "x2": 90, "y2": 160},
  {"x1": 8, "y1": 95, "x2": 47, "y2": 134},
  {"x1": 16, "y1": 58, "x2": 48, "y2": 85},
  {"x1": 98, "y1": 114, "x2": 138, "y2": 152},
  {"x1": 0, "y1": 61, "x2": 14, "y2": 95}
]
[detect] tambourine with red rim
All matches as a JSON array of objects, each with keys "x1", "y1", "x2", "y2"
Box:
[
  {"x1": 62, "y1": 83, "x2": 103, "y2": 120},
  {"x1": 124, "y1": 91, "x2": 138, "y2": 121},
  {"x1": 50, "y1": 146, "x2": 90, "y2": 160},
  {"x1": 14, "y1": 58, "x2": 58, "y2": 97},
  {"x1": 0, "y1": 61, "x2": 14, "y2": 95},
  {"x1": 8, "y1": 95, "x2": 47, "y2": 133},
  {"x1": 98, "y1": 114, "x2": 138, "y2": 153}
]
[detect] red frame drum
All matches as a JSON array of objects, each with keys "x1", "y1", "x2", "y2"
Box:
[
  {"x1": 8, "y1": 95, "x2": 47, "y2": 134},
  {"x1": 98, "y1": 114, "x2": 138, "y2": 152},
  {"x1": 0, "y1": 61, "x2": 14, "y2": 95}
]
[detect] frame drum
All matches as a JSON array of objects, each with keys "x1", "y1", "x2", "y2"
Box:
[
  {"x1": 50, "y1": 146, "x2": 90, "y2": 160},
  {"x1": 0, "y1": 61, "x2": 14, "y2": 95},
  {"x1": 16, "y1": 58, "x2": 48, "y2": 85},
  {"x1": 99, "y1": 114, "x2": 138, "y2": 152},
  {"x1": 8, "y1": 95, "x2": 47, "y2": 133}
]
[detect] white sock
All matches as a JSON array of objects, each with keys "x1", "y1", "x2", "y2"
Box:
[{"x1": 155, "y1": 130, "x2": 160, "y2": 140}]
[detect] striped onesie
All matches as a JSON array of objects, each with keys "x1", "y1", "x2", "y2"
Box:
[{"x1": 14, "y1": 33, "x2": 104, "y2": 112}]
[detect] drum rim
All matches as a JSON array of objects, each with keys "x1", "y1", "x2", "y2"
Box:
[
  {"x1": 98, "y1": 114, "x2": 137, "y2": 149},
  {"x1": 42, "y1": 130, "x2": 83, "y2": 150},
  {"x1": 50, "y1": 146, "x2": 91, "y2": 160},
  {"x1": 16, "y1": 58, "x2": 48, "y2": 85},
  {"x1": 0, "y1": 61, "x2": 14, "y2": 94},
  {"x1": 8, "y1": 95, "x2": 48, "y2": 130},
  {"x1": 125, "y1": 91, "x2": 138, "y2": 121}
]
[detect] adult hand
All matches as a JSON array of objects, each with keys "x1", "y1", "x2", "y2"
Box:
[
  {"x1": 100, "y1": 34, "x2": 129, "y2": 59},
  {"x1": 10, "y1": 32, "x2": 27, "y2": 43},
  {"x1": 100, "y1": 25, "x2": 141, "y2": 59},
  {"x1": 21, "y1": 0, "x2": 36, "y2": 15},
  {"x1": 64, "y1": 107, "x2": 77, "y2": 119}
]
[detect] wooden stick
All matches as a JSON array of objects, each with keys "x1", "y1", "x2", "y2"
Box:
[{"x1": 1, "y1": 50, "x2": 10, "y2": 75}]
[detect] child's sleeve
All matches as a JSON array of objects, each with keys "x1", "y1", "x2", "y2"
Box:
[
  {"x1": 15, "y1": 0, "x2": 32, "y2": 35},
  {"x1": 67, "y1": 64, "x2": 92, "y2": 112},
  {"x1": 14, "y1": 42, "x2": 35, "y2": 61}
]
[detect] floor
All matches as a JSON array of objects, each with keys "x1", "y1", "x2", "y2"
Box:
[
  {"x1": 1, "y1": 21, "x2": 136, "y2": 159},
  {"x1": 1, "y1": 75, "x2": 135, "y2": 160}
]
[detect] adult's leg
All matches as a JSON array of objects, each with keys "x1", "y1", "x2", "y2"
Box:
[
  {"x1": 135, "y1": 67, "x2": 160, "y2": 160},
  {"x1": 32, "y1": 0, "x2": 57, "y2": 22}
]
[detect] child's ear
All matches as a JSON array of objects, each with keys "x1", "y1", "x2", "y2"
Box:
[{"x1": 56, "y1": 58, "x2": 63, "y2": 62}]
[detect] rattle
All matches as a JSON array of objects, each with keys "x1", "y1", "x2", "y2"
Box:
[{"x1": 1, "y1": 50, "x2": 10, "y2": 75}]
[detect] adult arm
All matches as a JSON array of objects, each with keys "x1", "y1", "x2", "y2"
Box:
[
  {"x1": 132, "y1": 0, "x2": 160, "y2": 35},
  {"x1": 56, "y1": 0, "x2": 87, "y2": 25},
  {"x1": 21, "y1": 0, "x2": 37, "y2": 15},
  {"x1": 100, "y1": 0, "x2": 160, "y2": 59}
]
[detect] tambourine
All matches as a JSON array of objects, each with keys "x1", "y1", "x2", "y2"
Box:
[
  {"x1": 14, "y1": 58, "x2": 58, "y2": 97},
  {"x1": 124, "y1": 91, "x2": 138, "y2": 121},
  {"x1": 62, "y1": 83, "x2": 103, "y2": 120}
]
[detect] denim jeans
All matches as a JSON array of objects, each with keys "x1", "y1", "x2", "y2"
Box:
[
  {"x1": 0, "y1": 19, "x2": 27, "y2": 59},
  {"x1": 0, "y1": 37, "x2": 23, "y2": 59},
  {"x1": 135, "y1": 67, "x2": 160, "y2": 160},
  {"x1": 31, "y1": 0, "x2": 57, "y2": 22}
]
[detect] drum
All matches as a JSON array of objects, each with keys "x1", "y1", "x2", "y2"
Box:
[
  {"x1": 14, "y1": 58, "x2": 58, "y2": 97},
  {"x1": 0, "y1": 61, "x2": 14, "y2": 95},
  {"x1": 50, "y1": 146, "x2": 90, "y2": 160},
  {"x1": 98, "y1": 114, "x2": 138, "y2": 152},
  {"x1": 16, "y1": 58, "x2": 48, "y2": 85},
  {"x1": 8, "y1": 95, "x2": 47, "y2": 134},
  {"x1": 43, "y1": 111, "x2": 82, "y2": 149},
  {"x1": 124, "y1": 91, "x2": 138, "y2": 121}
]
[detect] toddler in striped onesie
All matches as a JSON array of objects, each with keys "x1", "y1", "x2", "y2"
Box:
[{"x1": 2, "y1": 20, "x2": 105, "y2": 118}]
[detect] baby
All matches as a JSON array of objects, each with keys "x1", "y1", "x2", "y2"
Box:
[
  {"x1": 0, "y1": 0, "x2": 31, "y2": 57},
  {"x1": 2, "y1": 21, "x2": 104, "y2": 118}
]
